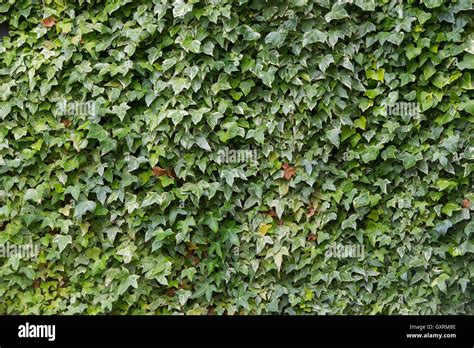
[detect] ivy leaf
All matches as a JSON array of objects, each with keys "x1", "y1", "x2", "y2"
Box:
[
  {"x1": 41, "y1": 16, "x2": 56, "y2": 28},
  {"x1": 325, "y1": 5, "x2": 349, "y2": 22},
  {"x1": 53, "y1": 235, "x2": 72, "y2": 253},
  {"x1": 87, "y1": 124, "x2": 108, "y2": 142},
  {"x1": 458, "y1": 54, "x2": 474, "y2": 70},
  {"x1": 0, "y1": 102, "x2": 12, "y2": 119},
  {"x1": 434, "y1": 220, "x2": 453, "y2": 235},
  {"x1": 282, "y1": 163, "x2": 296, "y2": 180},
  {"x1": 259, "y1": 224, "x2": 272, "y2": 236},
  {"x1": 141, "y1": 192, "x2": 163, "y2": 208},
  {"x1": 265, "y1": 31, "x2": 287, "y2": 47},
  {"x1": 259, "y1": 66, "x2": 278, "y2": 87},
  {"x1": 172, "y1": 0, "x2": 192, "y2": 17},
  {"x1": 342, "y1": 214, "x2": 358, "y2": 230},
  {"x1": 74, "y1": 200, "x2": 97, "y2": 219},
  {"x1": 204, "y1": 215, "x2": 219, "y2": 233},
  {"x1": 319, "y1": 54, "x2": 334, "y2": 73},
  {"x1": 169, "y1": 78, "x2": 191, "y2": 94},
  {"x1": 239, "y1": 25, "x2": 261, "y2": 41},
  {"x1": 112, "y1": 103, "x2": 130, "y2": 122},
  {"x1": 423, "y1": 0, "x2": 443, "y2": 8},
  {"x1": 325, "y1": 128, "x2": 341, "y2": 148},
  {"x1": 355, "y1": 0, "x2": 376, "y2": 11},
  {"x1": 195, "y1": 137, "x2": 211, "y2": 151},
  {"x1": 302, "y1": 29, "x2": 328, "y2": 46},
  {"x1": 431, "y1": 274, "x2": 450, "y2": 293},
  {"x1": 152, "y1": 166, "x2": 176, "y2": 178},
  {"x1": 117, "y1": 275, "x2": 140, "y2": 295},
  {"x1": 353, "y1": 192, "x2": 370, "y2": 208},
  {"x1": 273, "y1": 247, "x2": 289, "y2": 272},
  {"x1": 361, "y1": 146, "x2": 380, "y2": 163}
]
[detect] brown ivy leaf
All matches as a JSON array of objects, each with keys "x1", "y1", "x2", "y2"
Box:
[
  {"x1": 59, "y1": 278, "x2": 68, "y2": 288},
  {"x1": 307, "y1": 205, "x2": 316, "y2": 218},
  {"x1": 152, "y1": 166, "x2": 176, "y2": 178},
  {"x1": 47, "y1": 228, "x2": 60, "y2": 235},
  {"x1": 462, "y1": 199, "x2": 470, "y2": 209},
  {"x1": 168, "y1": 168, "x2": 177, "y2": 178},
  {"x1": 185, "y1": 249, "x2": 194, "y2": 259},
  {"x1": 152, "y1": 166, "x2": 167, "y2": 176},
  {"x1": 282, "y1": 163, "x2": 296, "y2": 180},
  {"x1": 42, "y1": 16, "x2": 56, "y2": 28},
  {"x1": 61, "y1": 118, "x2": 71, "y2": 127},
  {"x1": 307, "y1": 233, "x2": 317, "y2": 242},
  {"x1": 266, "y1": 209, "x2": 277, "y2": 218},
  {"x1": 166, "y1": 288, "x2": 176, "y2": 297},
  {"x1": 33, "y1": 279, "x2": 41, "y2": 289}
]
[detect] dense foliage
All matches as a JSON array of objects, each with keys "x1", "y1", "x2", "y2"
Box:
[{"x1": 0, "y1": 0, "x2": 473, "y2": 314}]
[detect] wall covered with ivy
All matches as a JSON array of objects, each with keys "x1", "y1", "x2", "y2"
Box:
[{"x1": 0, "y1": 0, "x2": 472, "y2": 314}]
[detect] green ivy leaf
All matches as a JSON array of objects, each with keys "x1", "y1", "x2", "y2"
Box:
[{"x1": 74, "y1": 200, "x2": 97, "y2": 219}]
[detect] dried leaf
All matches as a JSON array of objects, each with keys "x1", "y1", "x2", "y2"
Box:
[
  {"x1": 152, "y1": 166, "x2": 176, "y2": 178},
  {"x1": 42, "y1": 16, "x2": 56, "y2": 28},
  {"x1": 266, "y1": 209, "x2": 277, "y2": 218},
  {"x1": 282, "y1": 163, "x2": 296, "y2": 180},
  {"x1": 61, "y1": 118, "x2": 71, "y2": 127},
  {"x1": 307, "y1": 205, "x2": 316, "y2": 218}
]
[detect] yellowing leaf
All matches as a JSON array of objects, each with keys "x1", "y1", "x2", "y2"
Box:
[{"x1": 258, "y1": 224, "x2": 272, "y2": 236}]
